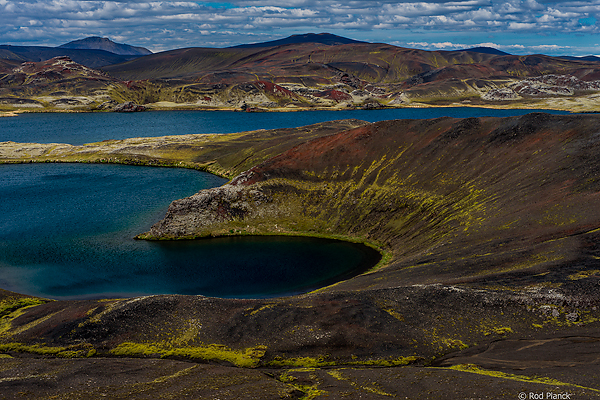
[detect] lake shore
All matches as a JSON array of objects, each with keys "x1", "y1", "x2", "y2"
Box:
[{"x1": 2, "y1": 93, "x2": 600, "y2": 115}]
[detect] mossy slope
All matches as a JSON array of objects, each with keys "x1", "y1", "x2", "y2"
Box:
[{"x1": 2, "y1": 115, "x2": 600, "y2": 397}]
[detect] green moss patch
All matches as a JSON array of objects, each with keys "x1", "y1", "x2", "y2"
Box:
[
  {"x1": 0, "y1": 297, "x2": 48, "y2": 336},
  {"x1": 110, "y1": 342, "x2": 267, "y2": 368},
  {"x1": 0, "y1": 342, "x2": 96, "y2": 358}
]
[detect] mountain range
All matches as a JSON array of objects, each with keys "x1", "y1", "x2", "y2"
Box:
[{"x1": 1, "y1": 33, "x2": 600, "y2": 113}]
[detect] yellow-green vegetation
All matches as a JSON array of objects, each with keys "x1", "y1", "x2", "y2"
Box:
[
  {"x1": 328, "y1": 369, "x2": 394, "y2": 397},
  {"x1": 110, "y1": 342, "x2": 267, "y2": 368},
  {"x1": 424, "y1": 328, "x2": 470, "y2": 353},
  {"x1": 568, "y1": 269, "x2": 600, "y2": 280},
  {"x1": 276, "y1": 369, "x2": 327, "y2": 399},
  {"x1": 0, "y1": 342, "x2": 96, "y2": 358},
  {"x1": 480, "y1": 323, "x2": 514, "y2": 336},
  {"x1": 447, "y1": 364, "x2": 600, "y2": 393},
  {"x1": 268, "y1": 355, "x2": 336, "y2": 368},
  {"x1": 533, "y1": 305, "x2": 600, "y2": 327},
  {"x1": 267, "y1": 355, "x2": 420, "y2": 368},
  {"x1": 382, "y1": 308, "x2": 404, "y2": 321},
  {"x1": 292, "y1": 384, "x2": 327, "y2": 400},
  {"x1": 0, "y1": 119, "x2": 368, "y2": 180},
  {"x1": 0, "y1": 297, "x2": 48, "y2": 335}
]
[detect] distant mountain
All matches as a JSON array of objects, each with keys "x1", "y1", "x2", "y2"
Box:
[
  {"x1": 230, "y1": 33, "x2": 366, "y2": 49},
  {"x1": 102, "y1": 43, "x2": 498, "y2": 81},
  {"x1": 558, "y1": 55, "x2": 600, "y2": 62},
  {"x1": 102, "y1": 40, "x2": 600, "y2": 85},
  {"x1": 59, "y1": 37, "x2": 152, "y2": 56},
  {"x1": 461, "y1": 47, "x2": 511, "y2": 56},
  {"x1": 0, "y1": 45, "x2": 136, "y2": 69}
]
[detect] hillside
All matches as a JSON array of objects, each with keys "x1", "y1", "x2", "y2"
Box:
[
  {"x1": 1, "y1": 115, "x2": 600, "y2": 398},
  {"x1": 2, "y1": 33, "x2": 600, "y2": 112},
  {"x1": 0, "y1": 56, "x2": 117, "y2": 109}
]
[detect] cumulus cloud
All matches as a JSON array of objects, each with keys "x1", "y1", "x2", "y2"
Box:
[
  {"x1": 406, "y1": 40, "x2": 572, "y2": 54},
  {"x1": 0, "y1": 0, "x2": 598, "y2": 52}
]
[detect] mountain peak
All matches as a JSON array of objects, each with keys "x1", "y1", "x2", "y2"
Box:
[
  {"x1": 58, "y1": 37, "x2": 152, "y2": 56},
  {"x1": 230, "y1": 33, "x2": 367, "y2": 49},
  {"x1": 460, "y1": 46, "x2": 511, "y2": 56}
]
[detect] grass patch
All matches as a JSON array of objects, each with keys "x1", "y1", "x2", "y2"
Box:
[
  {"x1": 110, "y1": 342, "x2": 267, "y2": 368},
  {"x1": 0, "y1": 343, "x2": 96, "y2": 358},
  {"x1": 447, "y1": 364, "x2": 600, "y2": 393},
  {"x1": 0, "y1": 297, "x2": 48, "y2": 335},
  {"x1": 267, "y1": 355, "x2": 421, "y2": 368}
]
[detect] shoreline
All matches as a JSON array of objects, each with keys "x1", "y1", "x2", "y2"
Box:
[{"x1": 0, "y1": 99, "x2": 595, "y2": 115}]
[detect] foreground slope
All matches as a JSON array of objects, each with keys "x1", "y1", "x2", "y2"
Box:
[{"x1": 1, "y1": 114, "x2": 599, "y2": 398}]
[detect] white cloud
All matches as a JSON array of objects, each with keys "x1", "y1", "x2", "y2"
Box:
[
  {"x1": 406, "y1": 40, "x2": 572, "y2": 54},
  {"x1": 0, "y1": 0, "x2": 598, "y2": 52}
]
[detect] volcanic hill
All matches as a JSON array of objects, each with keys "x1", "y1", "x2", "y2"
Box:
[{"x1": 1, "y1": 114, "x2": 600, "y2": 398}]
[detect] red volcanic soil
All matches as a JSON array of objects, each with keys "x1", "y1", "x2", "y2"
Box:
[
  {"x1": 254, "y1": 80, "x2": 298, "y2": 100},
  {"x1": 312, "y1": 88, "x2": 353, "y2": 101}
]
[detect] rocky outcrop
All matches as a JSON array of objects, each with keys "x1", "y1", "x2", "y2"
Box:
[
  {"x1": 483, "y1": 74, "x2": 600, "y2": 101},
  {"x1": 481, "y1": 87, "x2": 519, "y2": 100},
  {"x1": 140, "y1": 184, "x2": 276, "y2": 239},
  {"x1": 113, "y1": 101, "x2": 146, "y2": 112}
]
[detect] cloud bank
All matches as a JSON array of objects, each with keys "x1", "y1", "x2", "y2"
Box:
[{"x1": 0, "y1": 0, "x2": 598, "y2": 54}]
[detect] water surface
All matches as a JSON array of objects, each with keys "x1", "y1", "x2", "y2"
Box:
[
  {"x1": 0, "y1": 163, "x2": 379, "y2": 299},
  {"x1": 0, "y1": 108, "x2": 573, "y2": 145}
]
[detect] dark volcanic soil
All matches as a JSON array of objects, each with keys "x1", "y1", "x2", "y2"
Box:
[{"x1": 1, "y1": 114, "x2": 600, "y2": 399}]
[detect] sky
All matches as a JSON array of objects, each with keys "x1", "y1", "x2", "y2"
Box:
[{"x1": 0, "y1": 0, "x2": 599, "y2": 56}]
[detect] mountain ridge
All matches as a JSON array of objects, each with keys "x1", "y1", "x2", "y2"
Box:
[
  {"x1": 58, "y1": 36, "x2": 152, "y2": 56},
  {"x1": 0, "y1": 44, "x2": 138, "y2": 69},
  {"x1": 460, "y1": 46, "x2": 511, "y2": 56},
  {"x1": 230, "y1": 32, "x2": 366, "y2": 48}
]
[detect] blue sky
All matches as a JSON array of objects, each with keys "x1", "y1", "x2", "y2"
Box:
[{"x1": 0, "y1": 0, "x2": 599, "y2": 56}]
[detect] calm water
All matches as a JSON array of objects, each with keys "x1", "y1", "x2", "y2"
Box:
[
  {"x1": 0, "y1": 108, "x2": 573, "y2": 145},
  {"x1": 0, "y1": 108, "x2": 572, "y2": 299},
  {"x1": 0, "y1": 163, "x2": 380, "y2": 299}
]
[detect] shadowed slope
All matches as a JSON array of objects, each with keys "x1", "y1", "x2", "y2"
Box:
[{"x1": 102, "y1": 43, "x2": 500, "y2": 82}]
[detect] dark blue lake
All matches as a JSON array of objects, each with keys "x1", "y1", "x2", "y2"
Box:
[
  {"x1": 0, "y1": 163, "x2": 380, "y2": 299},
  {"x1": 0, "y1": 108, "x2": 572, "y2": 299},
  {"x1": 0, "y1": 107, "x2": 573, "y2": 145}
]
